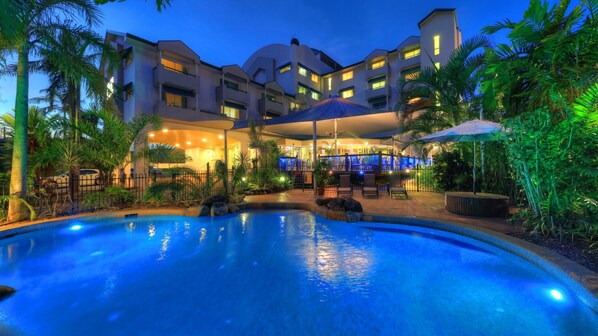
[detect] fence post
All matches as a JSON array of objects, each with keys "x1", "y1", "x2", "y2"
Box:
[
  {"x1": 416, "y1": 164, "x2": 420, "y2": 192},
  {"x1": 377, "y1": 151, "x2": 382, "y2": 174}
]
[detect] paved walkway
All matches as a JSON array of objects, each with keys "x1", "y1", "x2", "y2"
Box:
[{"x1": 246, "y1": 189, "x2": 522, "y2": 235}]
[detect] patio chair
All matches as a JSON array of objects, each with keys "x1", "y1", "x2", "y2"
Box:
[
  {"x1": 388, "y1": 172, "x2": 408, "y2": 199},
  {"x1": 337, "y1": 174, "x2": 352, "y2": 198},
  {"x1": 362, "y1": 174, "x2": 379, "y2": 199}
]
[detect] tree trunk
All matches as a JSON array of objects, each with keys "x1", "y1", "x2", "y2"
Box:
[{"x1": 7, "y1": 46, "x2": 30, "y2": 222}]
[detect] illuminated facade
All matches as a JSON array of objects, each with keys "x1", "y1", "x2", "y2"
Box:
[{"x1": 104, "y1": 8, "x2": 461, "y2": 172}]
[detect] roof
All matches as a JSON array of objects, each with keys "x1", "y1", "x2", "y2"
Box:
[{"x1": 418, "y1": 8, "x2": 456, "y2": 27}]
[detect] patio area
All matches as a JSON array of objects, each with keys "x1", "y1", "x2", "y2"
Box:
[{"x1": 245, "y1": 189, "x2": 522, "y2": 235}]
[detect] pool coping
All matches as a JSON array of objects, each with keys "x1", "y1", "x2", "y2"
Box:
[{"x1": 2, "y1": 202, "x2": 598, "y2": 311}]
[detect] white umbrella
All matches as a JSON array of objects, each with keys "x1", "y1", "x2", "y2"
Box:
[{"x1": 419, "y1": 119, "x2": 505, "y2": 194}]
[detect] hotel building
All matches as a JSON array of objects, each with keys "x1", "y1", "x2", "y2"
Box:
[{"x1": 104, "y1": 8, "x2": 462, "y2": 172}]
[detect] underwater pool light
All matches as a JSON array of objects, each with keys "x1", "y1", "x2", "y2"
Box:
[
  {"x1": 550, "y1": 289, "x2": 564, "y2": 301},
  {"x1": 70, "y1": 224, "x2": 83, "y2": 231}
]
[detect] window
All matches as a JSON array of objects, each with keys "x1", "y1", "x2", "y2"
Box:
[
  {"x1": 224, "y1": 80, "x2": 240, "y2": 91},
  {"x1": 327, "y1": 77, "x2": 332, "y2": 91},
  {"x1": 401, "y1": 67, "x2": 421, "y2": 81},
  {"x1": 278, "y1": 63, "x2": 291, "y2": 73},
  {"x1": 161, "y1": 58, "x2": 184, "y2": 73},
  {"x1": 265, "y1": 94, "x2": 277, "y2": 102},
  {"x1": 164, "y1": 93, "x2": 186, "y2": 108},
  {"x1": 124, "y1": 83, "x2": 133, "y2": 101},
  {"x1": 298, "y1": 66, "x2": 307, "y2": 77},
  {"x1": 369, "y1": 76, "x2": 386, "y2": 90},
  {"x1": 403, "y1": 48, "x2": 420, "y2": 59},
  {"x1": 298, "y1": 84, "x2": 309, "y2": 95},
  {"x1": 370, "y1": 59, "x2": 385, "y2": 70},
  {"x1": 435, "y1": 62, "x2": 441, "y2": 69},
  {"x1": 290, "y1": 101, "x2": 302, "y2": 111},
  {"x1": 311, "y1": 91, "x2": 321, "y2": 101},
  {"x1": 263, "y1": 112, "x2": 280, "y2": 120},
  {"x1": 340, "y1": 88, "x2": 354, "y2": 99},
  {"x1": 311, "y1": 73, "x2": 320, "y2": 84},
  {"x1": 342, "y1": 71, "x2": 353, "y2": 81},
  {"x1": 369, "y1": 96, "x2": 387, "y2": 110},
  {"x1": 221, "y1": 105, "x2": 240, "y2": 119},
  {"x1": 433, "y1": 35, "x2": 440, "y2": 55}
]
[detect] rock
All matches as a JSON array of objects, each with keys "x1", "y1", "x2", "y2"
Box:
[
  {"x1": 244, "y1": 191, "x2": 254, "y2": 195},
  {"x1": 198, "y1": 205, "x2": 210, "y2": 216},
  {"x1": 344, "y1": 198, "x2": 363, "y2": 212},
  {"x1": 315, "y1": 198, "x2": 332, "y2": 206},
  {"x1": 326, "y1": 197, "x2": 345, "y2": 210},
  {"x1": 327, "y1": 209, "x2": 347, "y2": 221},
  {"x1": 0, "y1": 286, "x2": 15, "y2": 301},
  {"x1": 315, "y1": 205, "x2": 328, "y2": 218},
  {"x1": 228, "y1": 204, "x2": 240, "y2": 213},
  {"x1": 210, "y1": 202, "x2": 229, "y2": 216},
  {"x1": 346, "y1": 211, "x2": 363, "y2": 223},
  {"x1": 204, "y1": 195, "x2": 229, "y2": 207}
]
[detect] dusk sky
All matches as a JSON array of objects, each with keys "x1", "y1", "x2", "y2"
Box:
[{"x1": 0, "y1": 0, "x2": 566, "y2": 113}]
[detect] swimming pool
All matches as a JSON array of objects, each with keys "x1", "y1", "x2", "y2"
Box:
[{"x1": 0, "y1": 210, "x2": 597, "y2": 335}]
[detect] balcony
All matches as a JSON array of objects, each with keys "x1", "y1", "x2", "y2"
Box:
[
  {"x1": 366, "y1": 63, "x2": 389, "y2": 78},
  {"x1": 216, "y1": 85, "x2": 248, "y2": 106},
  {"x1": 366, "y1": 86, "x2": 390, "y2": 100},
  {"x1": 258, "y1": 98, "x2": 284, "y2": 115},
  {"x1": 154, "y1": 101, "x2": 223, "y2": 123},
  {"x1": 153, "y1": 64, "x2": 199, "y2": 91}
]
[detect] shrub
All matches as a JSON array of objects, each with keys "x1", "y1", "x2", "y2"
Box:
[
  {"x1": 83, "y1": 186, "x2": 135, "y2": 210},
  {"x1": 432, "y1": 149, "x2": 472, "y2": 191}
]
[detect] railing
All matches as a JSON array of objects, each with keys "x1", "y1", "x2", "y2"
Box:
[
  {"x1": 281, "y1": 164, "x2": 437, "y2": 193},
  {"x1": 279, "y1": 154, "x2": 430, "y2": 173}
]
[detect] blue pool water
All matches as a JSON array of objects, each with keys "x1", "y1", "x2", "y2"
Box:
[{"x1": 0, "y1": 210, "x2": 597, "y2": 335}]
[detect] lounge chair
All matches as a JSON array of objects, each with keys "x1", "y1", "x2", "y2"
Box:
[
  {"x1": 388, "y1": 172, "x2": 408, "y2": 199},
  {"x1": 362, "y1": 174, "x2": 378, "y2": 198},
  {"x1": 337, "y1": 174, "x2": 352, "y2": 198}
]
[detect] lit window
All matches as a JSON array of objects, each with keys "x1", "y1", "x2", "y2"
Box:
[
  {"x1": 327, "y1": 77, "x2": 332, "y2": 91},
  {"x1": 434, "y1": 35, "x2": 440, "y2": 55},
  {"x1": 370, "y1": 59, "x2": 385, "y2": 70},
  {"x1": 311, "y1": 91, "x2": 321, "y2": 101},
  {"x1": 311, "y1": 73, "x2": 320, "y2": 84},
  {"x1": 369, "y1": 76, "x2": 386, "y2": 90},
  {"x1": 290, "y1": 101, "x2": 301, "y2": 111},
  {"x1": 403, "y1": 48, "x2": 420, "y2": 59},
  {"x1": 435, "y1": 62, "x2": 441, "y2": 69},
  {"x1": 298, "y1": 66, "x2": 307, "y2": 76},
  {"x1": 221, "y1": 105, "x2": 240, "y2": 119},
  {"x1": 164, "y1": 93, "x2": 186, "y2": 108},
  {"x1": 161, "y1": 58, "x2": 184, "y2": 73},
  {"x1": 279, "y1": 64, "x2": 291, "y2": 73},
  {"x1": 340, "y1": 88, "x2": 354, "y2": 99},
  {"x1": 342, "y1": 71, "x2": 353, "y2": 81},
  {"x1": 401, "y1": 67, "x2": 421, "y2": 80},
  {"x1": 298, "y1": 84, "x2": 308, "y2": 95}
]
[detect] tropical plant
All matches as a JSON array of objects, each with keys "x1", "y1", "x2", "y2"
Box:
[
  {"x1": 248, "y1": 121, "x2": 282, "y2": 189},
  {"x1": 1, "y1": 0, "x2": 102, "y2": 222},
  {"x1": 78, "y1": 107, "x2": 161, "y2": 179},
  {"x1": 482, "y1": 0, "x2": 598, "y2": 240},
  {"x1": 431, "y1": 149, "x2": 472, "y2": 192},
  {"x1": 94, "y1": 0, "x2": 172, "y2": 11},
  {"x1": 83, "y1": 186, "x2": 135, "y2": 210}
]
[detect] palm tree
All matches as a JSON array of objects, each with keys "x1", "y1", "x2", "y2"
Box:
[
  {"x1": 94, "y1": 0, "x2": 172, "y2": 11},
  {"x1": 2, "y1": 0, "x2": 101, "y2": 222},
  {"x1": 396, "y1": 35, "x2": 492, "y2": 138}
]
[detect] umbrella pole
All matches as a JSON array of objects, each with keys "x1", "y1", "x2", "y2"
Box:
[
  {"x1": 313, "y1": 120, "x2": 317, "y2": 195},
  {"x1": 334, "y1": 119, "x2": 338, "y2": 156},
  {"x1": 473, "y1": 141, "x2": 476, "y2": 195}
]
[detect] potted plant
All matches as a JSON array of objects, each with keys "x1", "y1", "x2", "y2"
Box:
[{"x1": 313, "y1": 159, "x2": 331, "y2": 195}]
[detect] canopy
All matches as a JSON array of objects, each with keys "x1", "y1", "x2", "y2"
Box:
[
  {"x1": 418, "y1": 119, "x2": 504, "y2": 142},
  {"x1": 419, "y1": 119, "x2": 505, "y2": 194}
]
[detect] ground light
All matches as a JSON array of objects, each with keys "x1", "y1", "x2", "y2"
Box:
[{"x1": 279, "y1": 176, "x2": 286, "y2": 182}]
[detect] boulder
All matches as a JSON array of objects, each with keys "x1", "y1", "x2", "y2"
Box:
[
  {"x1": 204, "y1": 195, "x2": 229, "y2": 207},
  {"x1": 326, "y1": 197, "x2": 345, "y2": 211},
  {"x1": 210, "y1": 202, "x2": 229, "y2": 216},
  {"x1": 228, "y1": 204, "x2": 240, "y2": 213},
  {"x1": 315, "y1": 205, "x2": 328, "y2": 218},
  {"x1": 346, "y1": 211, "x2": 363, "y2": 223},
  {"x1": 315, "y1": 198, "x2": 332, "y2": 206},
  {"x1": 0, "y1": 286, "x2": 15, "y2": 301},
  {"x1": 344, "y1": 198, "x2": 363, "y2": 212},
  {"x1": 184, "y1": 207, "x2": 200, "y2": 217},
  {"x1": 198, "y1": 205, "x2": 210, "y2": 216},
  {"x1": 327, "y1": 209, "x2": 347, "y2": 221}
]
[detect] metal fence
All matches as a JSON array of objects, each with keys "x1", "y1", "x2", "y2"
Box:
[
  {"x1": 282, "y1": 164, "x2": 437, "y2": 193},
  {"x1": 1, "y1": 170, "x2": 224, "y2": 218}
]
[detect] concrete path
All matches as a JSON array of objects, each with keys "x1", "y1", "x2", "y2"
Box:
[{"x1": 246, "y1": 189, "x2": 522, "y2": 235}]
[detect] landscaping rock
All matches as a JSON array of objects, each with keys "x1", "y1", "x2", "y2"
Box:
[
  {"x1": 346, "y1": 211, "x2": 363, "y2": 223},
  {"x1": 327, "y1": 209, "x2": 347, "y2": 221},
  {"x1": 184, "y1": 207, "x2": 200, "y2": 217},
  {"x1": 326, "y1": 197, "x2": 345, "y2": 210},
  {"x1": 210, "y1": 202, "x2": 229, "y2": 216},
  {"x1": 204, "y1": 195, "x2": 229, "y2": 207},
  {"x1": 344, "y1": 198, "x2": 363, "y2": 212},
  {"x1": 0, "y1": 286, "x2": 15, "y2": 301},
  {"x1": 315, "y1": 198, "x2": 332, "y2": 206},
  {"x1": 198, "y1": 205, "x2": 210, "y2": 216},
  {"x1": 315, "y1": 205, "x2": 328, "y2": 218},
  {"x1": 228, "y1": 204, "x2": 240, "y2": 213}
]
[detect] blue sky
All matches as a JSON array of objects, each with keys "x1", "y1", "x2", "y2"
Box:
[{"x1": 0, "y1": 0, "x2": 564, "y2": 113}]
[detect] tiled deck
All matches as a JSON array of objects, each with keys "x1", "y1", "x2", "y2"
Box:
[{"x1": 246, "y1": 189, "x2": 522, "y2": 235}]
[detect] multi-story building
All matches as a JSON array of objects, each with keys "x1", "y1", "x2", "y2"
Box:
[{"x1": 105, "y1": 8, "x2": 461, "y2": 172}]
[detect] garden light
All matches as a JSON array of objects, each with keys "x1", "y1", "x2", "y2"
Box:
[{"x1": 279, "y1": 176, "x2": 286, "y2": 182}]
